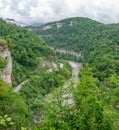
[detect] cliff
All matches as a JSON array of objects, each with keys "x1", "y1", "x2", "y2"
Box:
[{"x1": 0, "y1": 39, "x2": 12, "y2": 84}]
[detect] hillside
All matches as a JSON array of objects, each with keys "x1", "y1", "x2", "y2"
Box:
[
  {"x1": 0, "y1": 17, "x2": 119, "y2": 129},
  {"x1": 0, "y1": 19, "x2": 58, "y2": 86},
  {"x1": 0, "y1": 19, "x2": 72, "y2": 129},
  {"x1": 28, "y1": 17, "x2": 119, "y2": 129},
  {"x1": 29, "y1": 17, "x2": 119, "y2": 81}
]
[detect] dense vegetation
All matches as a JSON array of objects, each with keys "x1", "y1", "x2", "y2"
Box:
[
  {"x1": 19, "y1": 62, "x2": 72, "y2": 125},
  {"x1": 28, "y1": 17, "x2": 119, "y2": 129},
  {"x1": 0, "y1": 19, "x2": 73, "y2": 129},
  {"x1": 0, "y1": 56, "x2": 7, "y2": 69},
  {"x1": 55, "y1": 51, "x2": 82, "y2": 62},
  {"x1": 0, "y1": 39, "x2": 7, "y2": 69},
  {"x1": 30, "y1": 17, "x2": 119, "y2": 82},
  {"x1": 0, "y1": 17, "x2": 119, "y2": 129},
  {"x1": 0, "y1": 78, "x2": 30, "y2": 130},
  {"x1": 0, "y1": 19, "x2": 56, "y2": 86},
  {"x1": 33, "y1": 65, "x2": 119, "y2": 130}
]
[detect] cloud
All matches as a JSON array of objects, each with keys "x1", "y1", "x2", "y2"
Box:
[{"x1": 0, "y1": 0, "x2": 119, "y2": 25}]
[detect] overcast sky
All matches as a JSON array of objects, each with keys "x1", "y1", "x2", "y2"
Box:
[{"x1": 0, "y1": 0, "x2": 119, "y2": 25}]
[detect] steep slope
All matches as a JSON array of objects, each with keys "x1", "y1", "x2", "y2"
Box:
[
  {"x1": 0, "y1": 39, "x2": 12, "y2": 84},
  {"x1": 0, "y1": 19, "x2": 57, "y2": 86},
  {"x1": 29, "y1": 17, "x2": 119, "y2": 81},
  {"x1": 1, "y1": 17, "x2": 119, "y2": 129},
  {"x1": 28, "y1": 17, "x2": 119, "y2": 129},
  {"x1": 0, "y1": 19, "x2": 73, "y2": 129},
  {"x1": 0, "y1": 40, "x2": 30, "y2": 129}
]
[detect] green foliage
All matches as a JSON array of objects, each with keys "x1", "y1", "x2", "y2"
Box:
[
  {"x1": 30, "y1": 17, "x2": 119, "y2": 82},
  {"x1": 74, "y1": 66, "x2": 117, "y2": 130},
  {"x1": 0, "y1": 78, "x2": 30, "y2": 130},
  {"x1": 0, "y1": 115, "x2": 14, "y2": 129},
  {"x1": 21, "y1": 127, "x2": 27, "y2": 130},
  {"x1": 19, "y1": 62, "x2": 72, "y2": 124},
  {"x1": 0, "y1": 38, "x2": 8, "y2": 69},
  {"x1": 27, "y1": 17, "x2": 119, "y2": 129},
  {"x1": 0, "y1": 56, "x2": 7, "y2": 69},
  {"x1": 0, "y1": 18, "x2": 55, "y2": 86},
  {"x1": 1, "y1": 17, "x2": 119, "y2": 129},
  {"x1": 0, "y1": 19, "x2": 73, "y2": 129},
  {"x1": 0, "y1": 39, "x2": 7, "y2": 45},
  {"x1": 0, "y1": 79, "x2": 11, "y2": 97},
  {"x1": 36, "y1": 66, "x2": 119, "y2": 130}
]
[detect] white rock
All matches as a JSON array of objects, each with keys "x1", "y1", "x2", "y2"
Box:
[{"x1": 0, "y1": 45, "x2": 12, "y2": 84}]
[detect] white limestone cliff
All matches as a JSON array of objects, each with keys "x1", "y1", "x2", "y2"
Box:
[{"x1": 0, "y1": 43, "x2": 12, "y2": 84}]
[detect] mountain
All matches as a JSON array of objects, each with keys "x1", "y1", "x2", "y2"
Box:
[
  {"x1": 29, "y1": 17, "x2": 119, "y2": 81},
  {"x1": 1, "y1": 17, "x2": 119, "y2": 129},
  {"x1": 27, "y1": 17, "x2": 119, "y2": 129},
  {"x1": 0, "y1": 19, "x2": 72, "y2": 129}
]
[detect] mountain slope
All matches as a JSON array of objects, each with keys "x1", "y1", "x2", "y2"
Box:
[
  {"x1": 0, "y1": 19, "x2": 73, "y2": 129},
  {"x1": 1, "y1": 17, "x2": 119, "y2": 129},
  {"x1": 29, "y1": 17, "x2": 119, "y2": 81},
  {"x1": 28, "y1": 17, "x2": 119, "y2": 129},
  {"x1": 0, "y1": 19, "x2": 57, "y2": 86}
]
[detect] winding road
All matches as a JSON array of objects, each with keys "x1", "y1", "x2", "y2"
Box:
[{"x1": 13, "y1": 80, "x2": 29, "y2": 92}]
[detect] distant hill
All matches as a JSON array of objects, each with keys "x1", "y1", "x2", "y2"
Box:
[{"x1": 28, "y1": 17, "x2": 119, "y2": 81}]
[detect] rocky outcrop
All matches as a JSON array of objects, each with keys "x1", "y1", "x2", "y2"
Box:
[{"x1": 0, "y1": 42, "x2": 12, "y2": 84}]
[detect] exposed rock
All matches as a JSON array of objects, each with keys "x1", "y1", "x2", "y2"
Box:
[
  {"x1": 51, "y1": 47, "x2": 81, "y2": 58},
  {"x1": 0, "y1": 42, "x2": 12, "y2": 84},
  {"x1": 42, "y1": 25, "x2": 52, "y2": 30},
  {"x1": 56, "y1": 22, "x2": 63, "y2": 28},
  {"x1": 69, "y1": 21, "x2": 73, "y2": 26}
]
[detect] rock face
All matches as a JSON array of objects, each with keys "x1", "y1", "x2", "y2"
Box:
[{"x1": 0, "y1": 43, "x2": 12, "y2": 84}]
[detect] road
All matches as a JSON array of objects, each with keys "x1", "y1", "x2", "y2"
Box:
[{"x1": 13, "y1": 80, "x2": 28, "y2": 92}]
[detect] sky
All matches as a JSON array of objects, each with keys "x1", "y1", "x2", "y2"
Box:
[{"x1": 0, "y1": 0, "x2": 119, "y2": 25}]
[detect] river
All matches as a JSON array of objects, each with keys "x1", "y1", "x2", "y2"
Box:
[
  {"x1": 45, "y1": 61, "x2": 82, "y2": 105},
  {"x1": 62, "y1": 61, "x2": 81, "y2": 105}
]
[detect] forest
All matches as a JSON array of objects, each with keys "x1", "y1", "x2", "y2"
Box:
[
  {"x1": 0, "y1": 17, "x2": 119, "y2": 129},
  {"x1": 0, "y1": 19, "x2": 72, "y2": 130},
  {"x1": 29, "y1": 17, "x2": 119, "y2": 129},
  {"x1": 30, "y1": 17, "x2": 119, "y2": 86}
]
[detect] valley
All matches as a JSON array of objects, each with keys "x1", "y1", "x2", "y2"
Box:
[
  {"x1": 0, "y1": 17, "x2": 119, "y2": 130},
  {"x1": 62, "y1": 61, "x2": 81, "y2": 105},
  {"x1": 45, "y1": 60, "x2": 81, "y2": 102}
]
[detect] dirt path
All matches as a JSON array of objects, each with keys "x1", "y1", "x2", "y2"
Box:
[{"x1": 13, "y1": 80, "x2": 28, "y2": 92}]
